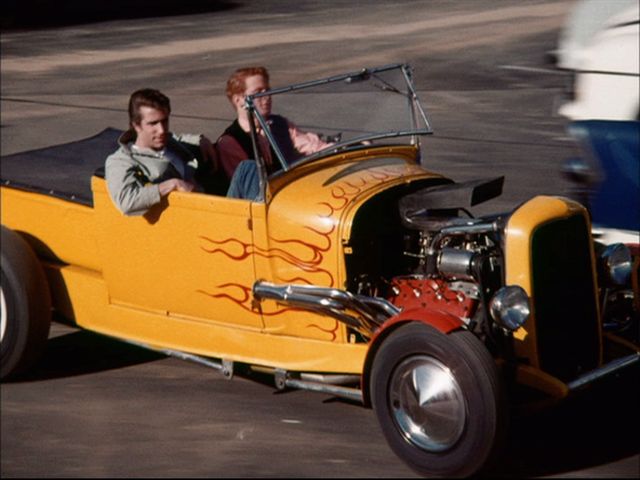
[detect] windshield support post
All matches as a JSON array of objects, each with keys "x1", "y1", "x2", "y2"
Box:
[{"x1": 245, "y1": 98, "x2": 268, "y2": 201}]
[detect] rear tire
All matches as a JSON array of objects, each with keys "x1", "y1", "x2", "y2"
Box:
[
  {"x1": 1, "y1": 226, "x2": 51, "y2": 380},
  {"x1": 370, "y1": 323, "x2": 506, "y2": 478}
]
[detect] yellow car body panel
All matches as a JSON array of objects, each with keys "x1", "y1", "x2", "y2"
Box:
[
  {"x1": 0, "y1": 147, "x2": 441, "y2": 374},
  {"x1": 1, "y1": 187, "x2": 100, "y2": 271},
  {"x1": 2, "y1": 167, "x2": 632, "y2": 389}
]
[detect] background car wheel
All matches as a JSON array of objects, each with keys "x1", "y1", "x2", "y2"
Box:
[
  {"x1": 1, "y1": 226, "x2": 51, "y2": 380},
  {"x1": 370, "y1": 322, "x2": 507, "y2": 478}
]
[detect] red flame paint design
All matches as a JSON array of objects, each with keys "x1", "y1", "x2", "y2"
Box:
[
  {"x1": 198, "y1": 164, "x2": 413, "y2": 339},
  {"x1": 196, "y1": 284, "x2": 294, "y2": 315},
  {"x1": 306, "y1": 320, "x2": 340, "y2": 341}
]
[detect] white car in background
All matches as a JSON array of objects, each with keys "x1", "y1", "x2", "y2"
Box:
[{"x1": 556, "y1": 1, "x2": 639, "y2": 120}]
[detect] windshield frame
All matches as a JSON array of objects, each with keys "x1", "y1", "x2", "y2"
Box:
[{"x1": 243, "y1": 63, "x2": 433, "y2": 200}]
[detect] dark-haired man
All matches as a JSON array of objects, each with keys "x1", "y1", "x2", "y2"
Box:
[{"x1": 105, "y1": 88, "x2": 217, "y2": 215}]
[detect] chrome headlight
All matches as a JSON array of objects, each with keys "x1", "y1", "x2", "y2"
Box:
[
  {"x1": 600, "y1": 243, "x2": 632, "y2": 286},
  {"x1": 489, "y1": 285, "x2": 531, "y2": 331}
]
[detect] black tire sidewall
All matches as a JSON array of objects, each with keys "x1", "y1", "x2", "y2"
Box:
[
  {"x1": 370, "y1": 323, "x2": 502, "y2": 478},
  {"x1": 1, "y1": 268, "x2": 28, "y2": 375},
  {"x1": 1, "y1": 227, "x2": 51, "y2": 379}
]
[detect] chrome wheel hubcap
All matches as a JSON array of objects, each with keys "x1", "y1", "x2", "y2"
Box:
[{"x1": 389, "y1": 355, "x2": 466, "y2": 452}]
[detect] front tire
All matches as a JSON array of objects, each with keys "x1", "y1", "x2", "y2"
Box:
[
  {"x1": 371, "y1": 323, "x2": 506, "y2": 478},
  {"x1": 1, "y1": 226, "x2": 51, "y2": 380}
]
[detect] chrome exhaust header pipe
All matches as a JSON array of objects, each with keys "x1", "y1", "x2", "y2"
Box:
[{"x1": 253, "y1": 281, "x2": 400, "y2": 338}]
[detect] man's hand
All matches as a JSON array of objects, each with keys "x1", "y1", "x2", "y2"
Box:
[
  {"x1": 158, "y1": 178, "x2": 196, "y2": 196},
  {"x1": 199, "y1": 135, "x2": 218, "y2": 172}
]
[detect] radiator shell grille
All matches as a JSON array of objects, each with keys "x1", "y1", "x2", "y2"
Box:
[{"x1": 530, "y1": 214, "x2": 600, "y2": 381}]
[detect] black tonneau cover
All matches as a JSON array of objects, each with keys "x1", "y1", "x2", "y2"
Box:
[{"x1": 1, "y1": 128, "x2": 122, "y2": 207}]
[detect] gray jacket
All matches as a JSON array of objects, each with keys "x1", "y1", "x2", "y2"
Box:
[{"x1": 105, "y1": 130, "x2": 202, "y2": 216}]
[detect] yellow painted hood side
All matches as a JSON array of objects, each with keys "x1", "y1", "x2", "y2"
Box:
[{"x1": 263, "y1": 148, "x2": 444, "y2": 289}]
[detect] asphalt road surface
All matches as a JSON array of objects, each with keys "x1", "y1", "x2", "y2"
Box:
[{"x1": 2, "y1": 0, "x2": 639, "y2": 477}]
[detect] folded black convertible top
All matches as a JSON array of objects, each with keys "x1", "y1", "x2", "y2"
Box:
[{"x1": 1, "y1": 128, "x2": 122, "y2": 207}]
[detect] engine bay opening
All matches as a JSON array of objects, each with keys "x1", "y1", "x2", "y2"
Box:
[{"x1": 344, "y1": 177, "x2": 510, "y2": 349}]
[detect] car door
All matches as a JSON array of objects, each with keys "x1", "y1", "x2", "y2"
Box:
[{"x1": 94, "y1": 184, "x2": 263, "y2": 330}]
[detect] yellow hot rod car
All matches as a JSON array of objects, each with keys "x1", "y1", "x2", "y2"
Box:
[{"x1": 1, "y1": 64, "x2": 638, "y2": 478}]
